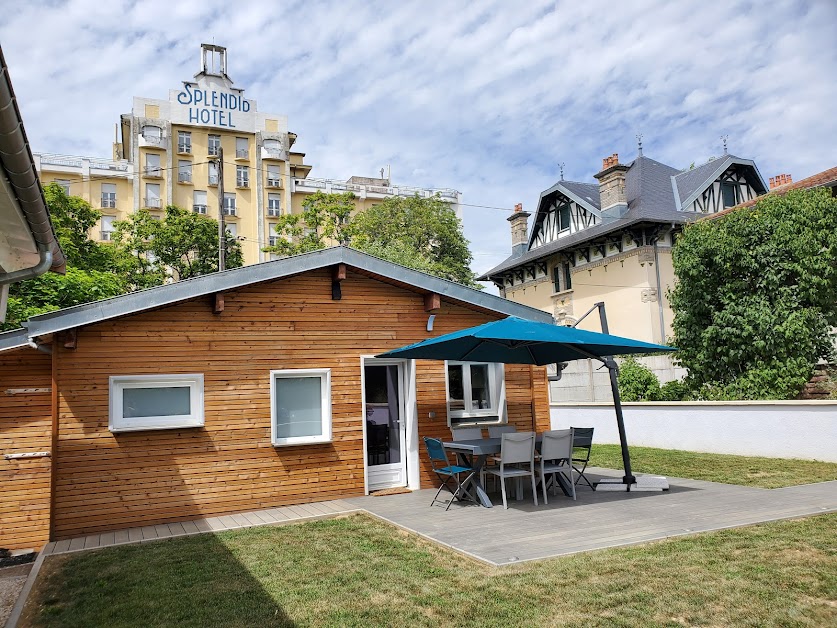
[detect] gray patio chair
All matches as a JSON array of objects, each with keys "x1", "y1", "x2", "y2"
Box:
[
  {"x1": 537, "y1": 429, "x2": 576, "y2": 504},
  {"x1": 450, "y1": 427, "x2": 483, "y2": 440},
  {"x1": 484, "y1": 431, "x2": 538, "y2": 509},
  {"x1": 571, "y1": 427, "x2": 595, "y2": 490},
  {"x1": 488, "y1": 425, "x2": 517, "y2": 438}
]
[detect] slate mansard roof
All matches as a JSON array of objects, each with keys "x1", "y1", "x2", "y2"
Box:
[{"x1": 479, "y1": 154, "x2": 767, "y2": 279}]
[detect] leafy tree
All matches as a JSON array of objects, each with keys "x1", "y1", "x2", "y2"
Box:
[
  {"x1": 617, "y1": 357, "x2": 661, "y2": 401},
  {"x1": 669, "y1": 188, "x2": 837, "y2": 399},
  {"x1": 113, "y1": 206, "x2": 242, "y2": 282},
  {"x1": 263, "y1": 192, "x2": 480, "y2": 288}
]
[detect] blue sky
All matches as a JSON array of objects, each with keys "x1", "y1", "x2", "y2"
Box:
[{"x1": 1, "y1": 0, "x2": 835, "y2": 284}]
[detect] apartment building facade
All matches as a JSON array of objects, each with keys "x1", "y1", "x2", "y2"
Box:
[{"x1": 35, "y1": 44, "x2": 460, "y2": 265}]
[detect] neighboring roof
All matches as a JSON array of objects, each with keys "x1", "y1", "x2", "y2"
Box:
[
  {"x1": 0, "y1": 45, "x2": 65, "y2": 275},
  {"x1": 0, "y1": 246, "x2": 553, "y2": 348},
  {"x1": 479, "y1": 153, "x2": 768, "y2": 280},
  {"x1": 0, "y1": 327, "x2": 30, "y2": 352},
  {"x1": 707, "y1": 165, "x2": 837, "y2": 220}
]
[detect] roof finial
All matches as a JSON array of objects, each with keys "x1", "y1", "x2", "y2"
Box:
[
  {"x1": 721, "y1": 134, "x2": 728, "y2": 155},
  {"x1": 559, "y1": 162, "x2": 565, "y2": 181},
  {"x1": 636, "y1": 133, "x2": 643, "y2": 157}
]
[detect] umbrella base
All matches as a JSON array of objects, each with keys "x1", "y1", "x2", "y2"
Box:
[{"x1": 596, "y1": 476, "x2": 670, "y2": 492}]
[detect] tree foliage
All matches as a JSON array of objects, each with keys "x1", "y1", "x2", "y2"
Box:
[
  {"x1": 617, "y1": 357, "x2": 661, "y2": 401},
  {"x1": 669, "y1": 188, "x2": 837, "y2": 399},
  {"x1": 263, "y1": 192, "x2": 480, "y2": 288},
  {"x1": 113, "y1": 206, "x2": 242, "y2": 284}
]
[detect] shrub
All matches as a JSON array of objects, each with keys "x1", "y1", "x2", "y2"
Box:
[
  {"x1": 659, "y1": 379, "x2": 690, "y2": 401},
  {"x1": 618, "y1": 357, "x2": 661, "y2": 401}
]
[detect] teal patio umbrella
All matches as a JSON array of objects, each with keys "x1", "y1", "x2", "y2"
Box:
[{"x1": 378, "y1": 315, "x2": 675, "y2": 489}]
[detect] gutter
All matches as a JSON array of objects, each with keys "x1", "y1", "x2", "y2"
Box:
[{"x1": 0, "y1": 45, "x2": 65, "y2": 277}]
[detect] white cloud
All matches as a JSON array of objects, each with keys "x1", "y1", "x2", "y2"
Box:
[{"x1": 2, "y1": 0, "x2": 835, "y2": 282}]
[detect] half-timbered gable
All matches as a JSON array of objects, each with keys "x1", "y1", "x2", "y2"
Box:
[
  {"x1": 673, "y1": 156, "x2": 767, "y2": 214},
  {"x1": 528, "y1": 183, "x2": 601, "y2": 250}
]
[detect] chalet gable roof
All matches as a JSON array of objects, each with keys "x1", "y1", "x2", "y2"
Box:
[
  {"x1": 0, "y1": 246, "x2": 553, "y2": 348},
  {"x1": 672, "y1": 154, "x2": 768, "y2": 210}
]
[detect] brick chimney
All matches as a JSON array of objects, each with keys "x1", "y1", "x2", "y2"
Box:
[
  {"x1": 769, "y1": 173, "x2": 793, "y2": 189},
  {"x1": 507, "y1": 202, "x2": 531, "y2": 258},
  {"x1": 594, "y1": 153, "x2": 629, "y2": 218}
]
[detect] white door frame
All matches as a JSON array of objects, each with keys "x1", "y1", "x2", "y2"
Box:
[{"x1": 360, "y1": 356, "x2": 420, "y2": 494}]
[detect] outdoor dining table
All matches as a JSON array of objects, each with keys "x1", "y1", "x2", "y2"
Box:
[{"x1": 442, "y1": 436, "x2": 573, "y2": 508}]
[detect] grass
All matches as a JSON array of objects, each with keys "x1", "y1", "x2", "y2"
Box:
[
  {"x1": 589, "y1": 444, "x2": 837, "y2": 488},
  {"x1": 23, "y1": 513, "x2": 837, "y2": 627}
]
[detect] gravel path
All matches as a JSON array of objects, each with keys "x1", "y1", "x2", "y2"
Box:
[{"x1": 0, "y1": 564, "x2": 32, "y2": 626}]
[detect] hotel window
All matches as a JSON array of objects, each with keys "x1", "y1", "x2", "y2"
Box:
[
  {"x1": 208, "y1": 161, "x2": 219, "y2": 186},
  {"x1": 721, "y1": 182, "x2": 738, "y2": 208},
  {"x1": 235, "y1": 137, "x2": 248, "y2": 159},
  {"x1": 141, "y1": 125, "x2": 163, "y2": 145},
  {"x1": 100, "y1": 215, "x2": 115, "y2": 241},
  {"x1": 225, "y1": 222, "x2": 237, "y2": 237},
  {"x1": 208, "y1": 134, "x2": 221, "y2": 157},
  {"x1": 268, "y1": 223, "x2": 279, "y2": 247},
  {"x1": 145, "y1": 183, "x2": 161, "y2": 209},
  {"x1": 223, "y1": 193, "x2": 236, "y2": 216},
  {"x1": 267, "y1": 164, "x2": 281, "y2": 187},
  {"x1": 177, "y1": 131, "x2": 192, "y2": 154},
  {"x1": 109, "y1": 374, "x2": 204, "y2": 432},
  {"x1": 178, "y1": 160, "x2": 192, "y2": 183},
  {"x1": 145, "y1": 153, "x2": 161, "y2": 177},
  {"x1": 236, "y1": 165, "x2": 249, "y2": 188},
  {"x1": 552, "y1": 262, "x2": 572, "y2": 292},
  {"x1": 193, "y1": 190, "x2": 207, "y2": 214},
  {"x1": 270, "y1": 369, "x2": 332, "y2": 446},
  {"x1": 101, "y1": 183, "x2": 116, "y2": 208},
  {"x1": 55, "y1": 179, "x2": 71, "y2": 195},
  {"x1": 446, "y1": 362, "x2": 505, "y2": 426},
  {"x1": 267, "y1": 193, "x2": 281, "y2": 216}
]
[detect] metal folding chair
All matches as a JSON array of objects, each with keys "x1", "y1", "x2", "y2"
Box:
[
  {"x1": 424, "y1": 437, "x2": 476, "y2": 510},
  {"x1": 571, "y1": 427, "x2": 595, "y2": 490}
]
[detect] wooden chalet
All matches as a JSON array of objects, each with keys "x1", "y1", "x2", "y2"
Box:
[{"x1": 0, "y1": 247, "x2": 553, "y2": 550}]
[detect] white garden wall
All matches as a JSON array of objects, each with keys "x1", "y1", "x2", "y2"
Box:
[{"x1": 550, "y1": 401, "x2": 837, "y2": 462}]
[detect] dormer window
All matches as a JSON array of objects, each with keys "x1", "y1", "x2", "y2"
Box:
[{"x1": 721, "y1": 182, "x2": 738, "y2": 208}]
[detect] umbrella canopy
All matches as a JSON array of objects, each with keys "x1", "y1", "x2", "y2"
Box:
[{"x1": 377, "y1": 316, "x2": 674, "y2": 364}]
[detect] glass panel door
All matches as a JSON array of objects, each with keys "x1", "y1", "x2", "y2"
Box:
[{"x1": 364, "y1": 362, "x2": 407, "y2": 491}]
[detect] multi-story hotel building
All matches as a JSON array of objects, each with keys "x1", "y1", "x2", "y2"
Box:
[{"x1": 34, "y1": 44, "x2": 460, "y2": 265}]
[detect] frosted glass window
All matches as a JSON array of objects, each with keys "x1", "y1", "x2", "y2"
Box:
[
  {"x1": 110, "y1": 374, "x2": 204, "y2": 432},
  {"x1": 123, "y1": 387, "x2": 191, "y2": 418},
  {"x1": 271, "y1": 369, "x2": 331, "y2": 446}
]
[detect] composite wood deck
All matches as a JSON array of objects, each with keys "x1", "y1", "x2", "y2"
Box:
[{"x1": 42, "y1": 470, "x2": 836, "y2": 566}]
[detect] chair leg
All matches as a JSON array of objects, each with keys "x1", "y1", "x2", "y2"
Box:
[
  {"x1": 500, "y1": 475, "x2": 508, "y2": 509},
  {"x1": 530, "y1": 472, "x2": 538, "y2": 506},
  {"x1": 541, "y1": 471, "x2": 549, "y2": 505}
]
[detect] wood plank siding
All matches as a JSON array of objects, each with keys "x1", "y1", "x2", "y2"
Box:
[
  {"x1": 7, "y1": 267, "x2": 547, "y2": 541},
  {"x1": 0, "y1": 348, "x2": 53, "y2": 550}
]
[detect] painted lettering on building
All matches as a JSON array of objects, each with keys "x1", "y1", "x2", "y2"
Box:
[{"x1": 176, "y1": 85, "x2": 251, "y2": 128}]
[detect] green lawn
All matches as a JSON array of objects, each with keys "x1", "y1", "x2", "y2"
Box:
[
  {"x1": 589, "y1": 444, "x2": 837, "y2": 488},
  {"x1": 24, "y1": 513, "x2": 837, "y2": 627}
]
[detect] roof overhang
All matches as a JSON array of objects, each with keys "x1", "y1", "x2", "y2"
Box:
[{"x1": 7, "y1": 247, "x2": 553, "y2": 347}]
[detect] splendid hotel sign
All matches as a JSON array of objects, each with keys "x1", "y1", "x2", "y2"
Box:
[{"x1": 176, "y1": 85, "x2": 250, "y2": 128}]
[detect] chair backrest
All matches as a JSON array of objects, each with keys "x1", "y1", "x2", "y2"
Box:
[
  {"x1": 451, "y1": 427, "x2": 483, "y2": 441},
  {"x1": 540, "y1": 429, "x2": 573, "y2": 461},
  {"x1": 571, "y1": 427, "x2": 594, "y2": 448},
  {"x1": 488, "y1": 425, "x2": 517, "y2": 438},
  {"x1": 423, "y1": 437, "x2": 448, "y2": 464},
  {"x1": 499, "y1": 431, "x2": 536, "y2": 465}
]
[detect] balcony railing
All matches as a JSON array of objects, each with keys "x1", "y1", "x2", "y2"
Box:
[
  {"x1": 36, "y1": 153, "x2": 129, "y2": 173},
  {"x1": 178, "y1": 172, "x2": 192, "y2": 183},
  {"x1": 100, "y1": 230, "x2": 113, "y2": 241},
  {"x1": 208, "y1": 174, "x2": 219, "y2": 186},
  {"x1": 292, "y1": 177, "x2": 461, "y2": 201},
  {"x1": 208, "y1": 145, "x2": 220, "y2": 157},
  {"x1": 223, "y1": 207, "x2": 236, "y2": 216},
  {"x1": 177, "y1": 143, "x2": 192, "y2": 155},
  {"x1": 267, "y1": 177, "x2": 281, "y2": 188},
  {"x1": 144, "y1": 198, "x2": 162, "y2": 209},
  {"x1": 235, "y1": 149, "x2": 249, "y2": 159},
  {"x1": 193, "y1": 204, "x2": 207, "y2": 214},
  {"x1": 267, "y1": 207, "x2": 281, "y2": 216},
  {"x1": 236, "y1": 178, "x2": 249, "y2": 188},
  {"x1": 101, "y1": 197, "x2": 116, "y2": 209},
  {"x1": 141, "y1": 134, "x2": 165, "y2": 147},
  {"x1": 144, "y1": 166, "x2": 162, "y2": 178}
]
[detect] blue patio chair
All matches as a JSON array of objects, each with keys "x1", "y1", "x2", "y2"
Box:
[{"x1": 424, "y1": 436, "x2": 476, "y2": 511}]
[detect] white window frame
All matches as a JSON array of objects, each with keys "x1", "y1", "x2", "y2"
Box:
[
  {"x1": 445, "y1": 361, "x2": 506, "y2": 426},
  {"x1": 270, "y1": 368, "x2": 332, "y2": 446},
  {"x1": 109, "y1": 374, "x2": 204, "y2": 433}
]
